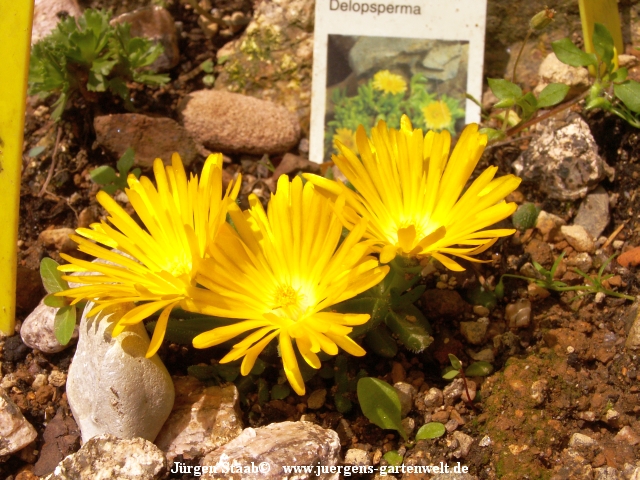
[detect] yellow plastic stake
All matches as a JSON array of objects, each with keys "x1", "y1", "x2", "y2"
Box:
[
  {"x1": 0, "y1": 2, "x2": 34, "y2": 336},
  {"x1": 578, "y1": 0, "x2": 624, "y2": 57}
]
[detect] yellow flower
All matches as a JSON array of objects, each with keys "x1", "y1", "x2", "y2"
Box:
[
  {"x1": 422, "y1": 100, "x2": 453, "y2": 131},
  {"x1": 372, "y1": 70, "x2": 407, "y2": 95},
  {"x1": 305, "y1": 116, "x2": 522, "y2": 271},
  {"x1": 333, "y1": 127, "x2": 357, "y2": 153},
  {"x1": 57, "y1": 153, "x2": 240, "y2": 357},
  {"x1": 189, "y1": 175, "x2": 389, "y2": 395}
]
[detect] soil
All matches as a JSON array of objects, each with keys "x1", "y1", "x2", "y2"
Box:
[{"x1": 3, "y1": 1, "x2": 640, "y2": 479}]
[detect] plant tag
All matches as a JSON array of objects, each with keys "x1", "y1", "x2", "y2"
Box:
[{"x1": 309, "y1": 0, "x2": 488, "y2": 163}]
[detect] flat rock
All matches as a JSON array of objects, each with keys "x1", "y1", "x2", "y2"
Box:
[
  {"x1": 154, "y1": 376, "x2": 243, "y2": 464},
  {"x1": 94, "y1": 114, "x2": 198, "y2": 168},
  {"x1": 513, "y1": 115, "x2": 614, "y2": 201},
  {"x1": 44, "y1": 434, "x2": 166, "y2": 480},
  {"x1": 214, "y1": 0, "x2": 314, "y2": 132},
  {"x1": 618, "y1": 246, "x2": 640, "y2": 268},
  {"x1": 561, "y1": 225, "x2": 595, "y2": 253},
  {"x1": 460, "y1": 321, "x2": 488, "y2": 345},
  {"x1": 32, "y1": 0, "x2": 82, "y2": 44},
  {"x1": 21, "y1": 300, "x2": 78, "y2": 354},
  {"x1": 0, "y1": 388, "x2": 38, "y2": 455},
  {"x1": 201, "y1": 421, "x2": 340, "y2": 480},
  {"x1": 111, "y1": 6, "x2": 179, "y2": 71},
  {"x1": 180, "y1": 90, "x2": 300, "y2": 155},
  {"x1": 574, "y1": 186, "x2": 610, "y2": 239},
  {"x1": 66, "y1": 302, "x2": 174, "y2": 443}
]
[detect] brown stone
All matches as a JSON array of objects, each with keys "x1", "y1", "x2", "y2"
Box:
[
  {"x1": 94, "y1": 114, "x2": 199, "y2": 168},
  {"x1": 618, "y1": 246, "x2": 640, "y2": 268}
]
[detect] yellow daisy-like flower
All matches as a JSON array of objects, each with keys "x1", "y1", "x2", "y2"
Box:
[
  {"x1": 189, "y1": 175, "x2": 389, "y2": 395},
  {"x1": 57, "y1": 153, "x2": 240, "y2": 357},
  {"x1": 333, "y1": 127, "x2": 357, "y2": 153},
  {"x1": 372, "y1": 70, "x2": 407, "y2": 95},
  {"x1": 305, "y1": 116, "x2": 522, "y2": 271},
  {"x1": 422, "y1": 100, "x2": 453, "y2": 131}
]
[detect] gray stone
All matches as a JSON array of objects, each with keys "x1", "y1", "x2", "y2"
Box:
[
  {"x1": 0, "y1": 388, "x2": 37, "y2": 455},
  {"x1": 568, "y1": 432, "x2": 598, "y2": 447},
  {"x1": 594, "y1": 466, "x2": 622, "y2": 480},
  {"x1": 393, "y1": 382, "x2": 416, "y2": 417},
  {"x1": 66, "y1": 302, "x2": 174, "y2": 443},
  {"x1": 443, "y1": 378, "x2": 464, "y2": 406},
  {"x1": 21, "y1": 300, "x2": 78, "y2": 354},
  {"x1": 420, "y1": 43, "x2": 466, "y2": 81},
  {"x1": 32, "y1": 0, "x2": 82, "y2": 44},
  {"x1": 94, "y1": 114, "x2": 199, "y2": 168},
  {"x1": 349, "y1": 37, "x2": 435, "y2": 77},
  {"x1": 512, "y1": 116, "x2": 614, "y2": 201},
  {"x1": 202, "y1": 421, "x2": 340, "y2": 479},
  {"x1": 111, "y1": 6, "x2": 179, "y2": 71},
  {"x1": 452, "y1": 431, "x2": 474, "y2": 459},
  {"x1": 423, "y1": 387, "x2": 444, "y2": 409},
  {"x1": 614, "y1": 426, "x2": 640, "y2": 445},
  {"x1": 344, "y1": 448, "x2": 371, "y2": 467},
  {"x1": 44, "y1": 434, "x2": 166, "y2": 480},
  {"x1": 574, "y1": 186, "x2": 610, "y2": 240},
  {"x1": 561, "y1": 225, "x2": 595, "y2": 253},
  {"x1": 39, "y1": 227, "x2": 77, "y2": 253},
  {"x1": 180, "y1": 90, "x2": 300, "y2": 155},
  {"x1": 460, "y1": 321, "x2": 487, "y2": 345},
  {"x1": 214, "y1": 0, "x2": 314, "y2": 133},
  {"x1": 155, "y1": 376, "x2": 243, "y2": 464}
]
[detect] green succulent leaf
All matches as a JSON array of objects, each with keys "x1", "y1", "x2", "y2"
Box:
[
  {"x1": 90, "y1": 165, "x2": 118, "y2": 186},
  {"x1": 487, "y1": 78, "x2": 522, "y2": 101},
  {"x1": 271, "y1": 383, "x2": 291, "y2": 400},
  {"x1": 537, "y1": 83, "x2": 569, "y2": 108},
  {"x1": 593, "y1": 23, "x2": 615, "y2": 69},
  {"x1": 442, "y1": 368, "x2": 460, "y2": 380},
  {"x1": 54, "y1": 305, "x2": 76, "y2": 345},
  {"x1": 415, "y1": 422, "x2": 446, "y2": 440},
  {"x1": 116, "y1": 147, "x2": 136, "y2": 176},
  {"x1": 448, "y1": 354, "x2": 463, "y2": 371},
  {"x1": 552, "y1": 38, "x2": 598, "y2": 67},
  {"x1": 465, "y1": 361, "x2": 494, "y2": 377},
  {"x1": 614, "y1": 81, "x2": 640, "y2": 113},
  {"x1": 383, "y1": 450, "x2": 404, "y2": 466},
  {"x1": 43, "y1": 293, "x2": 68, "y2": 308},
  {"x1": 40, "y1": 257, "x2": 69, "y2": 294},
  {"x1": 357, "y1": 377, "x2": 407, "y2": 439}
]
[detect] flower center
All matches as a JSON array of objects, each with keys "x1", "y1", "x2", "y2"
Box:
[
  {"x1": 274, "y1": 285, "x2": 300, "y2": 309},
  {"x1": 422, "y1": 101, "x2": 452, "y2": 131}
]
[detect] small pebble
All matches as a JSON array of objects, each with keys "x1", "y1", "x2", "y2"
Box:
[
  {"x1": 306, "y1": 389, "x2": 327, "y2": 410},
  {"x1": 32, "y1": 374, "x2": 48, "y2": 389},
  {"x1": 48, "y1": 371, "x2": 67, "y2": 388},
  {"x1": 473, "y1": 305, "x2": 490, "y2": 317},
  {"x1": 479, "y1": 435, "x2": 492, "y2": 447}
]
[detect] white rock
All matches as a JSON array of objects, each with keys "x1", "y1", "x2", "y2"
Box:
[
  {"x1": 154, "y1": 376, "x2": 243, "y2": 464},
  {"x1": 535, "y1": 52, "x2": 590, "y2": 99},
  {"x1": 21, "y1": 300, "x2": 78, "y2": 353},
  {"x1": 44, "y1": 434, "x2": 166, "y2": 480},
  {"x1": 393, "y1": 382, "x2": 416, "y2": 417},
  {"x1": 561, "y1": 225, "x2": 595, "y2": 253},
  {"x1": 0, "y1": 388, "x2": 38, "y2": 455},
  {"x1": 568, "y1": 432, "x2": 598, "y2": 447},
  {"x1": 452, "y1": 431, "x2": 474, "y2": 458},
  {"x1": 66, "y1": 302, "x2": 174, "y2": 444},
  {"x1": 202, "y1": 421, "x2": 340, "y2": 480},
  {"x1": 344, "y1": 448, "x2": 371, "y2": 466}
]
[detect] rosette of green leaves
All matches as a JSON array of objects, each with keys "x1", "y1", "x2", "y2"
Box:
[{"x1": 29, "y1": 9, "x2": 169, "y2": 120}]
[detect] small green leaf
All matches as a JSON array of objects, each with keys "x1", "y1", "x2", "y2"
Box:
[
  {"x1": 593, "y1": 23, "x2": 614, "y2": 68},
  {"x1": 478, "y1": 127, "x2": 506, "y2": 142},
  {"x1": 442, "y1": 368, "x2": 460, "y2": 380},
  {"x1": 28, "y1": 146, "x2": 46, "y2": 157},
  {"x1": 611, "y1": 67, "x2": 628, "y2": 83},
  {"x1": 552, "y1": 38, "x2": 598, "y2": 67},
  {"x1": 40, "y1": 257, "x2": 69, "y2": 294},
  {"x1": 364, "y1": 326, "x2": 398, "y2": 358},
  {"x1": 90, "y1": 165, "x2": 118, "y2": 185},
  {"x1": 202, "y1": 74, "x2": 215, "y2": 87},
  {"x1": 487, "y1": 78, "x2": 522, "y2": 101},
  {"x1": 250, "y1": 358, "x2": 267, "y2": 376},
  {"x1": 448, "y1": 353, "x2": 462, "y2": 371},
  {"x1": 200, "y1": 59, "x2": 214, "y2": 73},
  {"x1": 465, "y1": 361, "x2": 494, "y2": 377},
  {"x1": 537, "y1": 83, "x2": 569, "y2": 108},
  {"x1": 335, "y1": 392, "x2": 353, "y2": 413},
  {"x1": 586, "y1": 96, "x2": 612, "y2": 111},
  {"x1": 357, "y1": 377, "x2": 407, "y2": 439},
  {"x1": 383, "y1": 450, "x2": 404, "y2": 466},
  {"x1": 188, "y1": 365, "x2": 219, "y2": 381},
  {"x1": 415, "y1": 422, "x2": 446, "y2": 440},
  {"x1": 271, "y1": 383, "x2": 291, "y2": 400},
  {"x1": 116, "y1": 147, "x2": 135, "y2": 176},
  {"x1": 54, "y1": 305, "x2": 76, "y2": 345},
  {"x1": 614, "y1": 81, "x2": 640, "y2": 113},
  {"x1": 43, "y1": 293, "x2": 68, "y2": 308}
]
